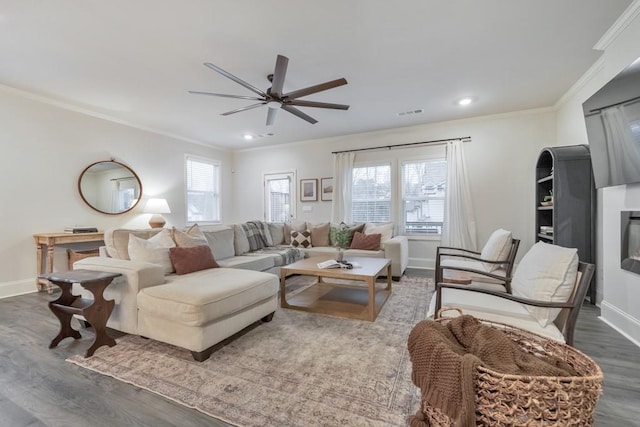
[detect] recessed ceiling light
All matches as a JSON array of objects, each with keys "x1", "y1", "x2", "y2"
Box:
[
  {"x1": 243, "y1": 134, "x2": 254, "y2": 140},
  {"x1": 458, "y1": 98, "x2": 473, "y2": 106}
]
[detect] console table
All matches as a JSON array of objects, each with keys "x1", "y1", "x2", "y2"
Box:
[
  {"x1": 33, "y1": 232, "x2": 104, "y2": 293},
  {"x1": 41, "y1": 269, "x2": 120, "y2": 358}
]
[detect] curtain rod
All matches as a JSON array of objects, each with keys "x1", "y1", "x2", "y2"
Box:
[
  {"x1": 587, "y1": 95, "x2": 640, "y2": 116},
  {"x1": 331, "y1": 136, "x2": 471, "y2": 154}
]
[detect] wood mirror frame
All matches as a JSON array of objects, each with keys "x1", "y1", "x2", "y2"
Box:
[{"x1": 78, "y1": 160, "x2": 143, "y2": 215}]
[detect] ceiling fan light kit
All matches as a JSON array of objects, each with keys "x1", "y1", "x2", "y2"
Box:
[{"x1": 189, "y1": 54, "x2": 349, "y2": 126}]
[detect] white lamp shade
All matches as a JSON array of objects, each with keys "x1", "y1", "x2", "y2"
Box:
[{"x1": 143, "y1": 198, "x2": 171, "y2": 214}]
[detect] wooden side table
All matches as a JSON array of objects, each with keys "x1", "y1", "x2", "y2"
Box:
[{"x1": 41, "y1": 269, "x2": 121, "y2": 358}]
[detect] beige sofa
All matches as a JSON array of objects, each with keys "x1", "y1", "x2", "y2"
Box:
[{"x1": 73, "y1": 221, "x2": 408, "y2": 360}]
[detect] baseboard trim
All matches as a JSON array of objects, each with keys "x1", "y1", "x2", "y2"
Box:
[
  {"x1": 599, "y1": 300, "x2": 640, "y2": 348},
  {"x1": 0, "y1": 278, "x2": 38, "y2": 299}
]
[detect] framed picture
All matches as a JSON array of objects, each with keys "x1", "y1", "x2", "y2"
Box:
[
  {"x1": 300, "y1": 179, "x2": 318, "y2": 202},
  {"x1": 321, "y1": 177, "x2": 333, "y2": 201}
]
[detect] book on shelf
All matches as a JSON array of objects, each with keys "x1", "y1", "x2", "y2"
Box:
[{"x1": 64, "y1": 226, "x2": 99, "y2": 234}]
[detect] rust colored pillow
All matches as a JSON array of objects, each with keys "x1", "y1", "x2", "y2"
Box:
[
  {"x1": 169, "y1": 245, "x2": 219, "y2": 275},
  {"x1": 350, "y1": 232, "x2": 381, "y2": 250}
]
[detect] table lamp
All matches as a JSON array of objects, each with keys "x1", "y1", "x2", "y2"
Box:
[{"x1": 143, "y1": 198, "x2": 171, "y2": 228}]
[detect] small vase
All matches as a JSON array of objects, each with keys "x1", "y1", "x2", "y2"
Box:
[{"x1": 336, "y1": 247, "x2": 344, "y2": 262}]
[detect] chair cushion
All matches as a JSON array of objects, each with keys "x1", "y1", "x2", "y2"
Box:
[
  {"x1": 441, "y1": 259, "x2": 508, "y2": 286},
  {"x1": 511, "y1": 242, "x2": 579, "y2": 327},
  {"x1": 128, "y1": 228, "x2": 175, "y2": 274},
  {"x1": 428, "y1": 288, "x2": 565, "y2": 342},
  {"x1": 480, "y1": 229, "x2": 512, "y2": 272}
]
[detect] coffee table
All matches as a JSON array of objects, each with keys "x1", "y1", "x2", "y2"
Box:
[{"x1": 280, "y1": 257, "x2": 392, "y2": 321}]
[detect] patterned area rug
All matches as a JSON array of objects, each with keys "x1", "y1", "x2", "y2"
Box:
[{"x1": 67, "y1": 275, "x2": 434, "y2": 427}]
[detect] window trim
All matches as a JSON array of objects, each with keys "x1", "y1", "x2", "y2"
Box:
[
  {"x1": 184, "y1": 154, "x2": 222, "y2": 225},
  {"x1": 263, "y1": 171, "x2": 297, "y2": 222},
  {"x1": 351, "y1": 161, "x2": 393, "y2": 224}
]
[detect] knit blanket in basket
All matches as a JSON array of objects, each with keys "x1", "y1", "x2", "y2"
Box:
[{"x1": 407, "y1": 315, "x2": 577, "y2": 427}]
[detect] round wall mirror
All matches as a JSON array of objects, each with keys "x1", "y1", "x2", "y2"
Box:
[{"x1": 78, "y1": 160, "x2": 143, "y2": 215}]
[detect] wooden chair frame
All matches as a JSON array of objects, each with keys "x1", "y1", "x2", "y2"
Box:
[
  {"x1": 434, "y1": 261, "x2": 595, "y2": 346},
  {"x1": 435, "y1": 238, "x2": 520, "y2": 293}
]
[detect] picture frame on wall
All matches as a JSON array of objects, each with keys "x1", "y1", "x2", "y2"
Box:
[
  {"x1": 321, "y1": 177, "x2": 333, "y2": 201},
  {"x1": 300, "y1": 179, "x2": 318, "y2": 202}
]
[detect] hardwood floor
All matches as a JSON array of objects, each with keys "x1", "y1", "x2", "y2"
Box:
[{"x1": 1, "y1": 273, "x2": 639, "y2": 426}]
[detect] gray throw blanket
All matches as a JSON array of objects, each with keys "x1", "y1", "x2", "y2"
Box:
[{"x1": 242, "y1": 221, "x2": 273, "y2": 251}]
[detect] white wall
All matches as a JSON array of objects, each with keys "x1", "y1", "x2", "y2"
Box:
[
  {"x1": 232, "y1": 108, "x2": 555, "y2": 269},
  {"x1": 555, "y1": 4, "x2": 640, "y2": 345},
  {"x1": 0, "y1": 88, "x2": 232, "y2": 298}
]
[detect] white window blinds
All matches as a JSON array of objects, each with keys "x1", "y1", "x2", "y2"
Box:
[
  {"x1": 401, "y1": 159, "x2": 446, "y2": 234},
  {"x1": 351, "y1": 164, "x2": 391, "y2": 223},
  {"x1": 185, "y1": 155, "x2": 220, "y2": 223}
]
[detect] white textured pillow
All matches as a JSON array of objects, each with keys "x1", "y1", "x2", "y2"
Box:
[
  {"x1": 363, "y1": 223, "x2": 393, "y2": 248},
  {"x1": 511, "y1": 242, "x2": 579, "y2": 327},
  {"x1": 480, "y1": 229, "x2": 512, "y2": 272},
  {"x1": 128, "y1": 228, "x2": 176, "y2": 274}
]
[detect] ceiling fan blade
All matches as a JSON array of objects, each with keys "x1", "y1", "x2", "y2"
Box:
[
  {"x1": 282, "y1": 105, "x2": 318, "y2": 124},
  {"x1": 266, "y1": 107, "x2": 279, "y2": 126},
  {"x1": 203, "y1": 62, "x2": 268, "y2": 98},
  {"x1": 221, "y1": 102, "x2": 266, "y2": 116},
  {"x1": 283, "y1": 78, "x2": 348, "y2": 100},
  {"x1": 287, "y1": 100, "x2": 350, "y2": 110},
  {"x1": 188, "y1": 90, "x2": 264, "y2": 101},
  {"x1": 270, "y1": 55, "x2": 289, "y2": 97}
]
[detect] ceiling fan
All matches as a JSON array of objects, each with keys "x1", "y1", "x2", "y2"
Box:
[{"x1": 189, "y1": 54, "x2": 349, "y2": 126}]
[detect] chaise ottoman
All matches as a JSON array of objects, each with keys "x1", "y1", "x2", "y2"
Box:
[{"x1": 136, "y1": 267, "x2": 279, "y2": 361}]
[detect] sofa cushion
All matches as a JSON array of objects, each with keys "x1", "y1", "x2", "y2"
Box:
[
  {"x1": 128, "y1": 229, "x2": 175, "y2": 274},
  {"x1": 268, "y1": 222, "x2": 285, "y2": 245},
  {"x1": 233, "y1": 224, "x2": 250, "y2": 255},
  {"x1": 172, "y1": 224, "x2": 208, "y2": 248},
  {"x1": 284, "y1": 220, "x2": 306, "y2": 244},
  {"x1": 200, "y1": 226, "x2": 235, "y2": 260},
  {"x1": 169, "y1": 245, "x2": 219, "y2": 275},
  {"x1": 308, "y1": 222, "x2": 330, "y2": 247},
  {"x1": 364, "y1": 223, "x2": 393, "y2": 248},
  {"x1": 104, "y1": 228, "x2": 162, "y2": 260},
  {"x1": 290, "y1": 230, "x2": 312, "y2": 248},
  {"x1": 216, "y1": 254, "x2": 275, "y2": 271},
  {"x1": 137, "y1": 268, "x2": 278, "y2": 327},
  {"x1": 480, "y1": 229, "x2": 512, "y2": 272},
  {"x1": 511, "y1": 242, "x2": 579, "y2": 328},
  {"x1": 350, "y1": 231, "x2": 381, "y2": 250}
]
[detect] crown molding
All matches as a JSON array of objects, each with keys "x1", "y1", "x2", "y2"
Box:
[
  {"x1": 0, "y1": 84, "x2": 229, "y2": 152},
  {"x1": 594, "y1": 0, "x2": 640, "y2": 51},
  {"x1": 554, "y1": 56, "x2": 606, "y2": 109}
]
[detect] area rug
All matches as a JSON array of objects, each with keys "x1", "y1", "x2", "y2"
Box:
[{"x1": 67, "y1": 275, "x2": 434, "y2": 427}]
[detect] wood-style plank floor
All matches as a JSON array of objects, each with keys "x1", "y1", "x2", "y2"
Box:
[{"x1": 1, "y1": 272, "x2": 639, "y2": 426}]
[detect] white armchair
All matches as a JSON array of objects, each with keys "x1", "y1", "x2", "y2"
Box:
[{"x1": 429, "y1": 241, "x2": 595, "y2": 345}]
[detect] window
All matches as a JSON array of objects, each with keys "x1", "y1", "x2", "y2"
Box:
[
  {"x1": 352, "y1": 164, "x2": 391, "y2": 223},
  {"x1": 264, "y1": 172, "x2": 295, "y2": 222},
  {"x1": 185, "y1": 155, "x2": 220, "y2": 223},
  {"x1": 402, "y1": 159, "x2": 446, "y2": 235}
]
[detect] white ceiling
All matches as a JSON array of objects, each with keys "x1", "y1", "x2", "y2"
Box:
[{"x1": 0, "y1": 1, "x2": 632, "y2": 149}]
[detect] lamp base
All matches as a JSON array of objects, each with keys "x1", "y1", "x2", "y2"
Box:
[{"x1": 148, "y1": 214, "x2": 166, "y2": 229}]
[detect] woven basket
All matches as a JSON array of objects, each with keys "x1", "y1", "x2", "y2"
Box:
[{"x1": 417, "y1": 314, "x2": 603, "y2": 426}]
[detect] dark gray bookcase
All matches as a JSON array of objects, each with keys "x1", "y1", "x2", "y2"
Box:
[{"x1": 535, "y1": 145, "x2": 596, "y2": 302}]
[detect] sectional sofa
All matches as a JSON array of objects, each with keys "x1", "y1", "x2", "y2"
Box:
[{"x1": 73, "y1": 221, "x2": 408, "y2": 360}]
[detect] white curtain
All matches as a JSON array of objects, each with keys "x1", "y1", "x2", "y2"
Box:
[
  {"x1": 441, "y1": 139, "x2": 477, "y2": 250},
  {"x1": 601, "y1": 105, "x2": 640, "y2": 185},
  {"x1": 331, "y1": 152, "x2": 355, "y2": 223}
]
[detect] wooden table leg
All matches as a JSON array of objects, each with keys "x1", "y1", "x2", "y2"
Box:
[
  {"x1": 48, "y1": 282, "x2": 82, "y2": 348},
  {"x1": 368, "y1": 277, "x2": 375, "y2": 321},
  {"x1": 280, "y1": 271, "x2": 289, "y2": 308},
  {"x1": 386, "y1": 264, "x2": 392, "y2": 290},
  {"x1": 81, "y1": 279, "x2": 116, "y2": 357}
]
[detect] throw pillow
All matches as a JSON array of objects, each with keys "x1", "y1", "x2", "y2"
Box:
[
  {"x1": 363, "y1": 223, "x2": 393, "y2": 248},
  {"x1": 202, "y1": 226, "x2": 236, "y2": 260},
  {"x1": 511, "y1": 242, "x2": 579, "y2": 327},
  {"x1": 127, "y1": 228, "x2": 176, "y2": 274},
  {"x1": 172, "y1": 224, "x2": 208, "y2": 248},
  {"x1": 284, "y1": 221, "x2": 306, "y2": 244},
  {"x1": 480, "y1": 229, "x2": 513, "y2": 272},
  {"x1": 308, "y1": 222, "x2": 330, "y2": 247},
  {"x1": 290, "y1": 230, "x2": 312, "y2": 248},
  {"x1": 169, "y1": 245, "x2": 219, "y2": 275},
  {"x1": 350, "y1": 232, "x2": 381, "y2": 251}
]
